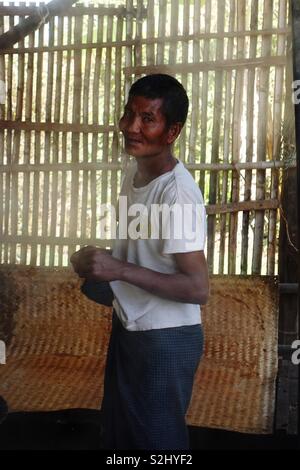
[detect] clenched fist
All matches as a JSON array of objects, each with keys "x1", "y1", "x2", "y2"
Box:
[{"x1": 70, "y1": 245, "x2": 123, "y2": 282}]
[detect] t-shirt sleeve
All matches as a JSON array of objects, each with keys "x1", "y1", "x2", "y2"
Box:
[{"x1": 161, "y1": 185, "x2": 207, "y2": 255}]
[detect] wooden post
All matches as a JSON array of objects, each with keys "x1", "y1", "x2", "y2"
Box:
[
  {"x1": 267, "y1": 0, "x2": 287, "y2": 276},
  {"x1": 279, "y1": 2, "x2": 297, "y2": 348},
  {"x1": 0, "y1": 5, "x2": 5, "y2": 263},
  {"x1": 21, "y1": 2, "x2": 35, "y2": 265},
  {"x1": 291, "y1": 0, "x2": 300, "y2": 435},
  {"x1": 252, "y1": 0, "x2": 273, "y2": 274},
  {"x1": 219, "y1": 0, "x2": 235, "y2": 275},
  {"x1": 199, "y1": 0, "x2": 211, "y2": 196},
  {"x1": 68, "y1": 14, "x2": 82, "y2": 261},
  {"x1": 0, "y1": 0, "x2": 79, "y2": 50},
  {"x1": 276, "y1": 0, "x2": 299, "y2": 436},
  {"x1": 207, "y1": 0, "x2": 225, "y2": 274},
  {"x1": 241, "y1": 0, "x2": 258, "y2": 275},
  {"x1": 188, "y1": 0, "x2": 201, "y2": 168},
  {"x1": 229, "y1": 0, "x2": 245, "y2": 274}
]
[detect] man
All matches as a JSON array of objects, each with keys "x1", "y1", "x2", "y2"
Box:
[{"x1": 71, "y1": 74, "x2": 209, "y2": 450}]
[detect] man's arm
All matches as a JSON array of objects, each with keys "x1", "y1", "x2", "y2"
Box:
[
  {"x1": 120, "y1": 250, "x2": 209, "y2": 305},
  {"x1": 71, "y1": 247, "x2": 209, "y2": 305}
]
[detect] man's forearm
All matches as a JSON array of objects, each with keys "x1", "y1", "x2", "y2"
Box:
[
  {"x1": 118, "y1": 261, "x2": 205, "y2": 305},
  {"x1": 70, "y1": 246, "x2": 209, "y2": 305}
]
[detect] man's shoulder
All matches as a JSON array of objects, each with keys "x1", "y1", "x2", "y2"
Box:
[
  {"x1": 174, "y1": 161, "x2": 199, "y2": 184},
  {"x1": 165, "y1": 161, "x2": 204, "y2": 203}
]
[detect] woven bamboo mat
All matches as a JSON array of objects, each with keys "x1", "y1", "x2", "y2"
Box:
[
  {"x1": 186, "y1": 275, "x2": 278, "y2": 433},
  {"x1": 0, "y1": 266, "x2": 278, "y2": 434}
]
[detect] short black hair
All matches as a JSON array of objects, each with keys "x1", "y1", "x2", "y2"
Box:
[{"x1": 128, "y1": 74, "x2": 189, "y2": 127}]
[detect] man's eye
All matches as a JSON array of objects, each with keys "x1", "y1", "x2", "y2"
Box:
[{"x1": 142, "y1": 116, "x2": 153, "y2": 123}]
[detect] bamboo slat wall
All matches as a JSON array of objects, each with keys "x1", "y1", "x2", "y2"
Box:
[{"x1": 0, "y1": 0, "x2": 295, "y2": 274}]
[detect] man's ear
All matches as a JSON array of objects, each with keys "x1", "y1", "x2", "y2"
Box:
[{"x1": 167, "y1": 122, "x2": 183, "y2": 144}]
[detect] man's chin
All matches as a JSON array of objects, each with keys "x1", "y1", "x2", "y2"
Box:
[{"x1": 125, "y1": 147, "x2": 143, "y2": 158}]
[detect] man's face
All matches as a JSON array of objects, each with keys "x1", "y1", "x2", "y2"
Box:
[{"x1": 119, "y1": 95, "x2": 176, "y2": 158}]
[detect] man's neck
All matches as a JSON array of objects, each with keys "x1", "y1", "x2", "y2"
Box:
[{"x1": 134, "y1": 153, "x2": 178, "y2": 187}]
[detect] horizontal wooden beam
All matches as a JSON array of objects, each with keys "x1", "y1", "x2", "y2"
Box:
[
  {"x1": 0, "y1": 162, "x2": 123, "y2": 172},
  {"x1": 0, "y1": 161, "x2": 295, "y2": 173},
  {"x1": 0, "y1": 5, "x2": 145, "y2": 18},
  {"x1": 0, "y1": 200, "x2": 280, "y2": 222},
  {"x1": 185, "y1": 161, "x2": 296, "y2": 171},
  {"x1": 0, "y1": 29, "x2": 291, "y2": 55},
  {"x1": 0, "y1": 120, "x2": 116, "y2": 134},
  {"x1": 124, "y1": 56, "x2": 287, "y2": 76},
  {"x1": 0, "y1": 235, "x2": 112, "y2": 247},
  {"x1": 205, "y1": 199, "x2": 280, "y2": 215}
]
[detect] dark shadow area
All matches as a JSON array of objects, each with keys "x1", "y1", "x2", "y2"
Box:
[
  {"x1": 189, "y1": 426, "x2": 299, "y2": 450},
  {"x1": 0, "y1": 410, "x2": 102, "y2": 450},
  {"x1": 0, "y1": 410, "x2": 298, "y2": 450}
]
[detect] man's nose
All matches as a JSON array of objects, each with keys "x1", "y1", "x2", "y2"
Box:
[{"x1": 124, "y1": 115, "x2": 140, "y2": 133}]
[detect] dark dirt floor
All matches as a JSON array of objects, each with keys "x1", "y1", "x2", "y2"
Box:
[{"x1": 0, "y1": 409, "x2": 298, "y2": 450}]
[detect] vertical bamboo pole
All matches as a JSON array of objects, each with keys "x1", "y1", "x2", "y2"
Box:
[
  {"x1": 207, "y1": 0, "x2": 225, "y2": 274},
  {"x1": 111, "y1": 14, "x2": 124, "y2": 218},
  {"x1": 68, "y1": 14, "x2": 82, "y2": 260},
  {"x1": 267, "y1": 0, "x2": 287, "y2": 275},
  {"x1": 20, "y1": 19, "x2": 35, "y2": 265},
  {"x1": 11, "y1": 5, "x2": 26, "y2": 264},
  {"x1": 30, "y1": 12, "x2": 44, "y2": 265},
  {"x1": 80, "y1": 11, "x2": 93, "y2": 245},
  {"x1": 241, "y1": 0, "x2": 259, "y2": 274},
  {"x1": 101, "y1": 14, "x2": 113, "y2": 237},
  {"x1": 199, "y1": 0, "x2": 211, "y2": 194},
  {"x1": 219, "y1": 0, "x2": 235, "y2": 274},
  {"x1": 4, "y1": 14, "x2": 14, "y2": 263},
  {"x1": 49, "y1": 14, "x2": 64, "y2": 266},
  {"x1": 0, "y1": 4, "x2": 5, "y2": 262},
  {"x1": 146, "y1": 0, "x2": 155, "y2": 66},
  {"x1": 58, "y1": 15, "x2": 72, "y2": 266},
  {"x1": 188, "y1": 0, "x2": 200, "y2": 168},
  {"x1": 40, "y1": 16, "x2": 55, "y2": 265},
  {"x1": 133, "y1": 1, "x2": 143, "y2": 83},
  {"x1": 125, "y1": 0, "x2": 133, "y2": 99},
  {"x1": 168, "y1": 0, "x2": 178, "y2": 66},
  {"x1": 166, "y1": 0, "x2": 178, "y2": 163},
  {"x1": 252, "y1": 0, "x2": 273, "y2": 274},
  {"x1": 91, "y1": 14, "x2": 103, "y2": 242},
  {"x1": 228, "y1": 0, "x2": 245, "y2": 275},
  {"x1": 179, "y1": 0, "x2": 190, "y2": 163},
  {"x1": 156, "y1": 0, "x2": 166, "y2": 65},
  {"x1": 121, "y1": 0, "x2": 134, "y2": 179}
]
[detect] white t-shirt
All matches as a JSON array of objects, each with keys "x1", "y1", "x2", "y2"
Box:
[{"x1": 109, "y1": 159, "x2": 207, "y2": 331}]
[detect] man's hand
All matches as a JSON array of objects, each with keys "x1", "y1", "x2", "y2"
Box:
[
  {"x1": 70, "y1": 246, "x2": 209, "y2": 305},
  {"x1": 70, "y1": 246, "x2": 122, "y2": 282}
]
